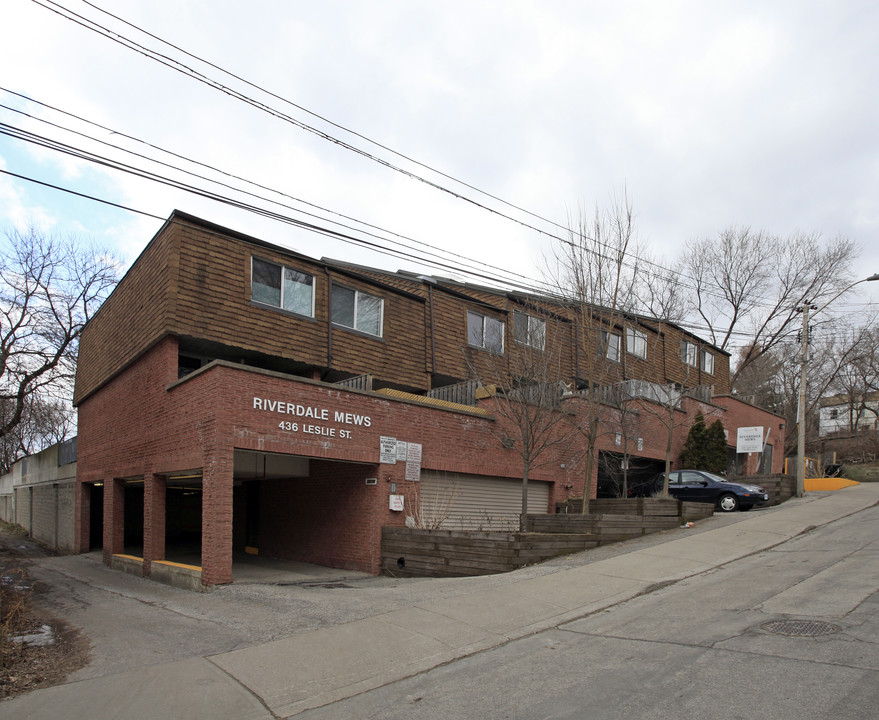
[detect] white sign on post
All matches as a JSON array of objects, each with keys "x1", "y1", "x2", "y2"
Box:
[{"x1": 736, "y1": 426, "x2": 764, "y2": 453}]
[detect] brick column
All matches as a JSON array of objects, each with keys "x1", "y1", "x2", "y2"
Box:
[
  {"x1": 143, "y1": 474, "x2": 166, "y2": 576},
  {"x1": 201, "y1": 447, "x2": 234, "y2": 586},
  {"x1": 103, "y1": 478, "x2": 125, "y2": 565}
]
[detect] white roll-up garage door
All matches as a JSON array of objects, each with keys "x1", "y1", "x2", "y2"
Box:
[{"x1": 416, "y1": 470, "x2": 551, "y2": 531}]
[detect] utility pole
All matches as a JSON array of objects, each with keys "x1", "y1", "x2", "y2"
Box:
[
  {"x1": 796, "y1": 303, "x2": 815, "y2": 497},
  {"x1": 794, "y1": 274, "x2": 878, "y2": 497}
]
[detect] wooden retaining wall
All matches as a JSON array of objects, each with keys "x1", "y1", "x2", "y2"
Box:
[
  {"x1": 381, "y1": 498, "x2": 714, "y2": 578},
  {"x1": 527, "y1": 512, "x2": 680, "y2": 543},
  {"x1": 736, "y1": 474, "x2": 795, "y2": 505},
  {"x1": 556, "y1": 497, "x2": 713, "y2": 522},
  {"x1": 381, "y1": 528, "x2": 598, "y2": 578}
]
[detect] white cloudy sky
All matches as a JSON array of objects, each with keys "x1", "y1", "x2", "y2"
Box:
[{"x1": 2, "y1": 0, "x2": 879, "y2": 315}]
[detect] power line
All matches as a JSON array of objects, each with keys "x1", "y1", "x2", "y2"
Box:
[
  {"x1": 0, "y1": 93, "x2": 550, "y2": 294},
  {"x1": 9, "y1": 4, "x2": 873, "y2": 343},
  {"x1": 31, "y1": 0, "x2": 707, "y2": 297}
]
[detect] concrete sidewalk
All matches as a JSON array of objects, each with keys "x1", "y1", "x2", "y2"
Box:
[{"x1": 6, "y1": 483, "x2": 879, "y2": 719}]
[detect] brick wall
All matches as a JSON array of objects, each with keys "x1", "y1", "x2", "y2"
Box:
[{"x1": 260, "y1": 460, "x2": 383, "y2": 572}]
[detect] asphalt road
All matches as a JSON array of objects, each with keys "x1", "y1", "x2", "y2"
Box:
[
  {"x1": 292, "y1": 503, "x2": 879, "y2": 720},
  {"x1": 22, "y1": 499, "x2": 789, "y2": 681}
]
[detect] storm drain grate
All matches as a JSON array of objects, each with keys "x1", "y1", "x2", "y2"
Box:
[{"x1": 762, "y1": 620, "x2": 841, "y2": 637}]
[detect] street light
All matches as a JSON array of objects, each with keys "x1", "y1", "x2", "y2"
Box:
[{"x1": 796, "y1": 272, "x2": 879, "y2": 497}]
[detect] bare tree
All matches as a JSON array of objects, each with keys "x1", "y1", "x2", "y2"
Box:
[
  {"x1": 681, "y1": 228, "x2": 858, "y2": 389},
  {"x1": 1, "y1": 226, "x2": 119, "y2": 454},
  {"x1": 545, "y1": 192, "x2": 642, "y2": 513},
  {"x1": 824, "y1": 322, "x2": 879, "y2": 432},
  {"x1": 467, "y1": 319, "x2": 581, "y2": 532},
  {"x1": 602, "y1": 381, "x2": 644, "y2": 497},
  {"x1": 0, "y1": 395, "x2": 74, "y2": 473}
]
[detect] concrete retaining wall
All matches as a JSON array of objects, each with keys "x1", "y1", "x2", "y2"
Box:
[{"x1": 14, "y1": 481, "x2": 77, "y2": 553}]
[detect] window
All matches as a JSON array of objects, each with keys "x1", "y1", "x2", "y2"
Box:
[
  {"x1": 601, "y1": 331, "x2": 621, "y2": 362},
  {"x1": 830, "y1": 408, "x2": 839, "y2": 420},
  {"x1": 251, "y1": 257, "x2": 314, "y2": 317},
  {"x1": 681, "y1": 340, "x2": 698, "y2": 367},
  {"x1": 700, "y1": 349, "x2": 715, "y2": 375},
  {"x1": 514, "y1": 311, "x2": 545, "y2": 350},
  {"x1": 332, "y1": 285, "x2": 384, "y2": 336},
  {"x1": 467, "y1": 311, "x2": 504, "y2": 353},
  {"x1": 626, "y1": 327, "x2": 647, "y2": 359}
]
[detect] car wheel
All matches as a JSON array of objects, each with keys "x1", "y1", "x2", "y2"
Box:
[{"x1": 717, "y1": 493, "x2": 739, "y2": 512}]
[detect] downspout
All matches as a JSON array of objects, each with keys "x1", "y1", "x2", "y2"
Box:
[
  {"x1": 325, "y1": 268, "x2": 333, "y2": 370},
  {"x1": 428, "y1": 283, "x2": 437, "y2": 375}
]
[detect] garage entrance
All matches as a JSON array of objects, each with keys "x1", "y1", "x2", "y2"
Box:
[
  {"x1": 596, "y1": 451, "x2": 665, "y2": 497},
  {"x1": 232, "y1": 450, "x2": 378, "y2": 576},
  {"x1": 418, "y1": 470, "x2": 551, "y2": 531}
]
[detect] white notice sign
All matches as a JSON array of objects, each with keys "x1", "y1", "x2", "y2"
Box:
[
  {"x1": 406, "y1": 442, "x2": 422, "y2": 463},
  {"x1": 395, "y1": 440, "x2": 408, "y2": 462},
  {"x1": 389, "y1": 494, "x2": 404, "y2": 512},
  {"x1": 736, "y1": 426, "x2": 764, "y2": 454},
  {"x1": 379, "y1": 436, "x2": 397, "y2": 464},
  {"x1": 405, "y1": 442, "x2": 422, "y2": 482}
]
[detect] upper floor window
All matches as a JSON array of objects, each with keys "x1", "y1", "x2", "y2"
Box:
[
  {"x1": 681, "y1": 340, "x2": 698, "y2": 367},
  {"x1": 700, "y1": 349, "x2": 715, "y2": 375},
  {"x1": 514, "y1": 311, "x2": 546, "y2": 350},
  {"x1": 601, "y1": 331, "x2": 621, "y2": 362},
  {"x1": 251, "y1": 257, "x2": 314, "y2": 317},
  {"x1": 626, "y1": 327, "x2": 647, "y2": 359},
  {"x1": 332, "y1": 285, "x2": 384, "y2": 337},
  {"x1": 468, "y1": 311, "x2": 504, "y2": 353},
  {"x1": 829, "y1": 408, "x2": 839, "y2": 419}
]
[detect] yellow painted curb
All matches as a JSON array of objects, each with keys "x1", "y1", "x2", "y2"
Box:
[{"x1": 804, "y1": 477, "x2": 860, "y2": 491}]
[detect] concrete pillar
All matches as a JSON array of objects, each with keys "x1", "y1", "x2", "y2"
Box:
[
  {"x1": 143, "y1": 474, "x2": 166, "y2": 575},
  {"x1": 103, "y1": 478, "x2": 125, "y2": 565}
]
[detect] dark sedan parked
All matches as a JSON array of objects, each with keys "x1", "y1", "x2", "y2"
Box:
[{"x1": 652, "y1": 470, "x2": 769, "y2": 512}]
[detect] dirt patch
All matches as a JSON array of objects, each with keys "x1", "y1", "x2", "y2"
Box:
[{"x1": 1, "y1": 523, "x2": 90, "y2": 699}]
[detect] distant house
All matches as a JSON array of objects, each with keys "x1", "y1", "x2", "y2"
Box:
[{"x1": 818, "y1": 391, "x2": 879, "y2": 436}]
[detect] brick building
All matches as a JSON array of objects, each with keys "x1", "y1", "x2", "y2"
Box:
[{"x1": 72, "y1": 211, "x2": 784, "y2": 588}]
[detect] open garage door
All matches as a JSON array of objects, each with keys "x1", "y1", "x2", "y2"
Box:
[{"x1": 418, "y1": 470, "x2": 550, "y2": 531}]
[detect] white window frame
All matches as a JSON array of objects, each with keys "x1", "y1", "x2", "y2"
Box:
[
  {"x1": 251, "y1": 257, "x2": 315, "y2": 317},
  {"x1": 513, "y1": 311, "x2": 546, "y2": 350},
  {"x1": 626, "y1": 327, "x2": 647, "y2": 359},
  {"x1": 331, "y1": 285, "x2": 384, "y2": 337},
  {"x1": 682, "y1": 340, "x2": 698, "y2": 367},
  {"x1": 602, "y1": 331, "x2": 621, "y2": 363},
  {"x1": 467, "y1": 311, "x2": 505, "y2": 354},
  {"x1": 700, "y1": 349, "x2": 715, "y2": 375}
]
